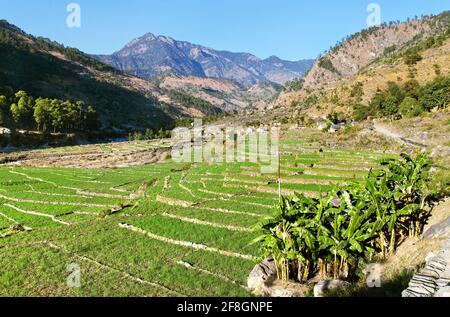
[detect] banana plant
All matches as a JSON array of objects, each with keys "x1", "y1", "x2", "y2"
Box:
[{"x1": 252, "y1": 153, "x2": 437, "y2": 283}]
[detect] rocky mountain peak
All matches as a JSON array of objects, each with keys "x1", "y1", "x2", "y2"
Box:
[{"x1": 94, "y1": 33, "x2": 314, "y2": 86}]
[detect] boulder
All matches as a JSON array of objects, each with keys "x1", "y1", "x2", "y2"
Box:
[
  {"x1": 247, "y1": 258, "x2": 277, "y2": 291},
  {"x1": 266, "y1": 280, "x2": 308, "y2": 297},
  {"x1": 271, "y1": 286, "x2": 301, "y2": 297},
  {"x1": 314, "y1": 279, "x2": 351, "y2": 297}
]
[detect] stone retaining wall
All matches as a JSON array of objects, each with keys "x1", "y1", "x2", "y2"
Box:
[{"x1": 402, "y1": 238, "x2": 450, "y2": 297}]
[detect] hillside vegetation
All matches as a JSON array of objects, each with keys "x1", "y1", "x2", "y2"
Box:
[
  {"x1": 0, "y1": 20, "x2": 181, "y2": 132},
  {"x1": 303, "y1": 12, "x2": 450, "y2": 90},
  {"x1": 0, "y1": 90, "x2": 99, "y2": 132},
  {"x1": 275, "y1": 12, "x2": 450, "y2": 122},
  {"x1": 0, "y1": 20, "x2": 275, "y2": 136},
  {"x1": 158, "y1": 75, "x2": 281, "y2": 114}
]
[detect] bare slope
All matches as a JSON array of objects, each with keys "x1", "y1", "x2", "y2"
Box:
[{"x1": 303, "y1": 12, "x2": 449, "y2": 90}]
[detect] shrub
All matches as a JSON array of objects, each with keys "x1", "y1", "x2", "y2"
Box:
[
  {"x1": 383, "y1": 45, "x2": 397, "y2": 55},
  {"x1": 404, "y1": 52, "x2": 422, "y2": 66},
  {"x1": 385, "y1": 82, "x2": 405, "y2": 104},
  {"x1": 419, "y1": 76, "x2": 450, "y2": 111},
  {"x1": 369, "y1": 82, "x2": 405, "y2": 117},
  {"x1": 144, "y1": 128, "x2": 155, "y2": 140},
  {"x1": 367, "y1": 75, "x2": 449, "y2": 119},
  {"x1": 350, "y1": 82, "x2": 364, "y2": 102},
  {"x1": 399, "y1": 97, "x2": 424, "y2": 117},
  {"x1": 327, "y1": 112, "x2": 347, "y2": 124},
  {"x1": 352, "y1": 104, "x2": 371, "y2": 121},
  {"x1": 285, "y1": 78, "x2": 304, "y2": 92},
  {"x1": 382, "y1": 95, "x2": 401, "y2": 116},
  {"x1": 168, "y1": 90, "x2": 223, "y2": 116},
  {"x1": 303, "y1": 94, "x2": 319, "y2": 108},
  {"x1": 434, "y1": 64, "x2": 442, "y2": 76},
  {"x1": 318, "y1": 58, "x2": 340, "y2": 74},
  {"x1": 403, "y1": 79, "x2": 421, "y2": 99}
]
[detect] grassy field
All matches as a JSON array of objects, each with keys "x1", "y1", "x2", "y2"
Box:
[{"x1": 0, "y1": 129, "x2": 401, "y2": 296}]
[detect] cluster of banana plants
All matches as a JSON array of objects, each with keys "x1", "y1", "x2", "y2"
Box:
[
  {"x1": 368, "y1": 153, "x2": 435, "y2": 256},
  {"x1": 253, "y1": 153, "x2": 439, "y2": 282}
]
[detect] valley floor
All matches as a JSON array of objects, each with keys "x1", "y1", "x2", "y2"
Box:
[{"x1": 0, "y1": 128, "x2": 447, "y2": 296}]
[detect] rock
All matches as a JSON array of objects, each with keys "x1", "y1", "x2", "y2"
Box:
[
  {"x1": 423, "y1": 217, "x2": 450, "y2": 240},
  {"x1": 436, "y1": 277, "x2": 450, "y2": 288},
  {"x1": 439, "y1": 267, "x2": 450, "y2": 279},
  {"x1": 271, "y1": 287, "x2": 299, "y2": 297},
  {"x1": 402, "y1": 290, "x2": 418, "y2": 297},
  {"x1": 402, "y1": 287, "x2": 433, "y2": 297},
  {"x1": 313, "y1": 279, "x2": 351, "y2": 297},
  {"x1": 247, "y1": 259, "x2": 309, "y2": 297},
  {"x1": 247, "y1": 258, "x2": 277, "y2": 291},
  {"x1": 331, "y1": 199, "x2": 341, "y2": 208},
  {"x1": 425, "y1": 252, "x2": 437, "y2": 262},
  {"x1": 417, "y1": 267, "x2": 441, "y2": 279},
  {"x1": 431, "y1": 146, "x2": 450, "y2": 159},
  {"x1": 434, "y1": 286, "x2": 450, "y2": 297},
  {"x1": 261, "y1": 279, "x2": 309, "y2": 297},
  {"x1": 403, "y1": 238, "x2": 450, "y2": 297},
  {"x1": 427, "y1": 257, "x2": 447, "y2": 272},
  {"x1": 407, "y1": 284, "x2": 437, "y2": 295}
]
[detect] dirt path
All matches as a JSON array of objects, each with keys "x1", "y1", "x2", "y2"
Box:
[
  {"x1": 372, "y1": 123, "x2": 427, "y2": 148},
  {"x1": 0, "y1": 146, "x2": 170, "y2": 169}
]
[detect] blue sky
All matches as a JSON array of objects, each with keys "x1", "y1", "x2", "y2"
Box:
[{"x1": 0, "y1": 0, "x2": 448, "y2": 60}]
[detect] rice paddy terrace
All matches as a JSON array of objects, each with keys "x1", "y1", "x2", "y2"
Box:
[{"x1": 0, "y1": 131, "x2": 398, "y2": 296}]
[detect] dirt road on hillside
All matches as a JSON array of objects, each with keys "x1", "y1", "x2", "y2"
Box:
[{"x1": 372, "y1": 122, "x2": 427, "y2": 148}]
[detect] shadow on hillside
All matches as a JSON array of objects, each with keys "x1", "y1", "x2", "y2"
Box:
[{"x1": 0, "y1": 43, "x2": 176, "y2": 131}]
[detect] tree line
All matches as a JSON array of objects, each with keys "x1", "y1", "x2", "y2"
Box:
[
  {"x1": 320, "y1": 11, "x2": 448, "y2": 58},
  {"x1": 0, "y1": 88, "x2": 100, "y2": 133},
  {"x1": 353, "y1": 75, "x2": 449, "y2": 121},
  {"x1": 128, "y1": 128, "x2": 171, "y2": 142}
]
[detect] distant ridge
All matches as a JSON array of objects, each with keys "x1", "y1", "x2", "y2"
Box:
[{"x1": 94, "y1": 33, "x2": 314, "y2": 86}]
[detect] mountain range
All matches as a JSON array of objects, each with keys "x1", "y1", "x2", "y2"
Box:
[
  {"x1": 2, "y1": 10, "x2": 448, "y2": 134},
  {"x1": 94, "y1": 33, "x2": 314, "y2": 86},
  {"x1": 0, "y1": 20, "x2": 283, "y2": 132}
]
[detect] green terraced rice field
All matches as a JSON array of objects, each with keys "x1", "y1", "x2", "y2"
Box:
[{"x1": 0, "y1": 134, "x2": 399, "y2": 296}]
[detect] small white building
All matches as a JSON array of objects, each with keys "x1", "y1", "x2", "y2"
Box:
[{"x1": 329, "y1": 123, "x2": 346, "y2": 133}]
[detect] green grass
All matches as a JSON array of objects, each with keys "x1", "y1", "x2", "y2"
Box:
[{"x1": 0, "y1": 131, "x2": 406, "y2": 296}]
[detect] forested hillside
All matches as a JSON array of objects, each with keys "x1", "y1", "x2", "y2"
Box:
[{"x1": 274, "y1": 11, "x2": 450, "y2": 122}]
